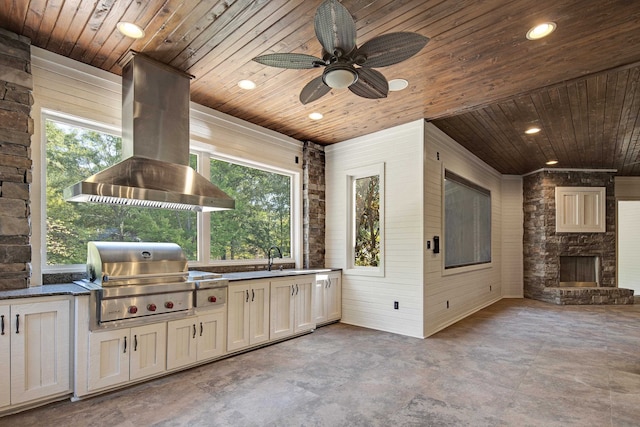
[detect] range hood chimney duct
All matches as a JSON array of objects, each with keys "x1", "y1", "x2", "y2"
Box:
[{"x1": 64, "y1": 52, "x2": 235, "y2": 212}]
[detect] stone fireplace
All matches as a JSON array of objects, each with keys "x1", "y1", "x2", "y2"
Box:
[{"x1": 523, "y1": 170, "x2": 634, "y2": 305}]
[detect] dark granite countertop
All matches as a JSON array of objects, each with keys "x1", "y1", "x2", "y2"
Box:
[
  {"x1": 0, "y1": 283, "x2": 91, "y2": 300},
  {"x1": 223, "y1": 268, "x2": 340, "y2": 282}
]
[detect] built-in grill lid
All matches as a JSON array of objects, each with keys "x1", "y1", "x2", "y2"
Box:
[
  {"x1": 87, "y1": 241, "x2": 188, "y2": 286},
  {"x1": 63, "y1": 52, "x2": 235, "y2": 212}
]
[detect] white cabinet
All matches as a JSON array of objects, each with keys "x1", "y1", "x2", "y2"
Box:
[
  {"x1": 555, "y1": 186, "x2": 606, "y2": 232},
  {"x1": 0, "y1": 298, "x2": 71, "y2": 409},
  {"x1": 227, "y1": 281, "x2": 270, "y2": 352},
  {"x1": 0, "y1": 305, "x2": 10, "y2": 408},
  {"x1": 314, "y1": 272, "x2": 341, "y2": 325},
  {"x1": 166, "y1": 310, "x2": 226, "y2": 370},
  {"x1": 270, "y1": 275, "x2": 315, "y2": 340},
  {"x1": 88, "y1": 323, "x2": 166, "y2": 391}
]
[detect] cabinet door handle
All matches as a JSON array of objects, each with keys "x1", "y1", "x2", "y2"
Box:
[
  {"x1": 124, "y1": 336, "x2": 127, "y2": 353},
  {"x1": 296, "y1": 284, "x2": 299, "y2": 295},
  {"x1": 193, "y1": 324, "x2": 196, "y2": 339},
  {"x1": 252, "y1": 289, "x2": 255, "y2": 302},
  {"x1": 200, "y1": 322, "x2": 203, "y2": 336},
  {"x1": 328, "y1": 278, "x2": 332, "y2": 288},
  {"x1": 15, "y1": 314, "x2": 19, "y2": 334},
  {"x1": 1, "y1": 315, "x2": 4, "y2": 335},
  {"x1": 134, "y1": 334, "x2": 138, "y2": 352},
  {"x1": 246, "y1": 290, "x2": 249, "y2": 303},
  {"x1": 291, "y1": 285, "x2": 295, "y2": 296}
]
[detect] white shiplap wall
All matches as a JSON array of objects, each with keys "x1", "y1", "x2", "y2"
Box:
[
  {"x1": 422, "y1": 123, "x2": 504, "y2": 337},
  {"x1": 501, "y1": 175, "x2": 524, "y2": 298},
  {"x1": 325, "y1": 121, "x2": 425, "y2": 338},
  {"x1": 30, "y1": 47, "x2": 303, "y2": 282}
]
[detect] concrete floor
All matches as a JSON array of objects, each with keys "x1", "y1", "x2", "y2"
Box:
[{"x1": 1, "y1": 298, "x2": 639, "y2": 426}]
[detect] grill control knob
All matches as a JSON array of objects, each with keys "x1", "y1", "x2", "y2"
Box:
[
  {"x1": 147, "y1": 303, "x2": 157, "y2": 312},
  {"x1": 208, "y1": 296, "x2": 217, "y2": 303},
  {"x1": 165, "y1": 301, "x2": 174, "y2": 309},
  {"x1": 129, "y1": 306, "x2": 138, "y2": 314}
]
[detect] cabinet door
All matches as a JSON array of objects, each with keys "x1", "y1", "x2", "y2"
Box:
[
  {"x1": 326, "y1": 273, "x2": 342, "y2": 322},
  {"x1": 88, "y1": 329, "x2": 130, "y2": 391},
  {"x1": 130, "y1": 323, "x2": 166, "y2": 381},
  {"x1": 0, "y1": 305, "x2": 10, "y2": 408},
  {"x1": 166, "y1": 317, "x2": 198, "y2": 370},
  {"x1": 270, "y1": 279, "x2": 295, "y2": 340},
  {"x1": 197, "y1": 311, "x2": 225, "y2": 361},
  {"x1": 249, "y1": 281, "x2": 270, "y2": 345},
  {"x1": 313, "y1": 276, "x2": 328, "y2": 324},
  {"x1": 11, "y1": 300, "x2": 71, "y2": 404},
  {"x1": 227, "y1": 283, "x2": 250, "y2": 352},
  {"x1": 294, "y1": 277, "x2": 315, "y2": 333}
]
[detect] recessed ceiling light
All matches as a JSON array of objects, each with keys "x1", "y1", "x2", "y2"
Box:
[
  {"x1": 238, "y1": 80, "x2": 256, "y2": 90},
  {"x1": 116, "y1": 22, "x2": 145, "y2": 39},
  {"x1": 388, "y1": 79, "x2": 409, "y2": 91},
  {"x1": 546, "y1": 160, "x2": 558, "y2": 165},
  {"x1": 309, "y1": 112, "x2": 324, "y2": 120},
  {"x1": 525, "y1": 127, "x2": 541, "y2": 134},
  {"x1": 526, "y1": 22, "x2": 556, "y2": 40}
]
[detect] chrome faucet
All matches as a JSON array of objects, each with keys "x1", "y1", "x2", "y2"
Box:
[{"x1": 267, "y1": 246, "x2": 282, "y2": 271}]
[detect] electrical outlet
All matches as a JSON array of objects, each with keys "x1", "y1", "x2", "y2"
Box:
[
  {"x1": 446, "y1": 300, "x2": 449, "y2": 309},
  {"x1": 490, "y1": 285, "x2": 492, "y2": 292},
  {"x1": 394, "y1": 301, "x2": 399, "y2": 310}
]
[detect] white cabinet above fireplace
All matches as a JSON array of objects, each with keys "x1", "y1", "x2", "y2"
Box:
[{"x1": 555, "y1": 187, "x2": 606, "y2": 233}]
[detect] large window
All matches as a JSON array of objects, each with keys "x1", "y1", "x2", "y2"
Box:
[
  {"x1": 209, "y1": 159, "x2": 291, "y2": 260},
  {"x1": 444, "y1": 170, "x2": 491, "y2": 269},
  {"x1": 44, "y1": 113, "x2": 295, "y2": 269}
]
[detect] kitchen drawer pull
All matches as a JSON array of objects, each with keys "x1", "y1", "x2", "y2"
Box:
[
  {"x1": 1, "y1": 315, "x2": 4, "y2": 335},
  {"x1": 124, "y1": 336, "x2": 127, "y2": 353},
  {"x1": 200, "y1": 322, "x2": 203, "y2": 336},
  {"x1": 15, "y1": 314, "x2": 19, "y2": 334},
  {"x1": 193, "y1": 324, "x2": 196, "y2": 339},
  {"x1": 134, "y1": 334, "x2": 138, "y2": 351}
]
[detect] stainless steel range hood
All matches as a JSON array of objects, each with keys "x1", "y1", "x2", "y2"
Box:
[{"x1": 64, "y1": 52, "x2": 234, "y2": 212}]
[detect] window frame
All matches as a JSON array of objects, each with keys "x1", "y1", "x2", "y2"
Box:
[
  {"x1": 345, "y1": 162, "x2": 385, "y2": 277},
  {"x1": 40, "y1": 111, "x2": 301, "y2": 273},
  {"x1": 442, "y1": 169, "x2": 492, "y2": 273}
]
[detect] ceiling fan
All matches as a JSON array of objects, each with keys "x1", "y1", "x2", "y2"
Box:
[{"x1": 252, "y1": 0, "x2": 429, "y2": 104}]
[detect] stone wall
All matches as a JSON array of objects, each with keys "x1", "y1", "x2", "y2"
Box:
[
  {"x1": 523, "y1": 170, "x2": 616, "y2": 302},
  {"x1": 0, "y1": 29, "x2": 33, "y2": 290},
  {"x1": 303, "y1": 141, "x2": 325, "y2": 268}
]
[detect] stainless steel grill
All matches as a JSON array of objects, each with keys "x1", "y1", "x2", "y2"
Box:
[{"x1": 78, "y1": 242, "x2": 227, "y2": 330}]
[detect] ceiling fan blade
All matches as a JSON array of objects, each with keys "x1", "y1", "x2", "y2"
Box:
[
  {"x1": 349, "y1": 68, "x2": 388, "y2": 99},
  {"x1": 357, "y1": 32, "x2": 429, "y2": 68},
  {"x1": 300, "y1": 76, "x2": 331, "y2": 104},
  {"x1": 253, "y1": 53, "x2": 324, "y2": 69},
  {"x1": 314, "y1": 0, "x2": 356, "y2": 56}
]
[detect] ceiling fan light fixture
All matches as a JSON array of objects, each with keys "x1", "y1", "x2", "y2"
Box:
[
  {"x1": 117, "y1": 22, "x2": 145, "y2": 39},
  {"x1": 323, "y1": 66, "x2": 358, "y2": 89},
  {"x1": 388, "y1": 79, "x2": 409, "y2": 91},
  {"x1": 526, "y1": 22, "x2": 556, "y2": 40}
]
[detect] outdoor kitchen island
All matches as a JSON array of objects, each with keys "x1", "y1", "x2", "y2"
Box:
[{"x1": 0, "y1": 267, "x2": 341, "y2": 416}]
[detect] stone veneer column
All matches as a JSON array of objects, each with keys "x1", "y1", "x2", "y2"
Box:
[
  {"x1": 523, "y1": 170, "x2": 616, "y2": 302},
  {"x1": 0, "y1": 29, "x2": 33, "y2": 290},
  {"x1": 302, "y1": 141, "x2": 326, "y2": 268}
]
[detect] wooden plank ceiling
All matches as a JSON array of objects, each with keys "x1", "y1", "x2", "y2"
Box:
[{"x1": 2, "y1": 0, "x2": 640, "y2": 175}]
